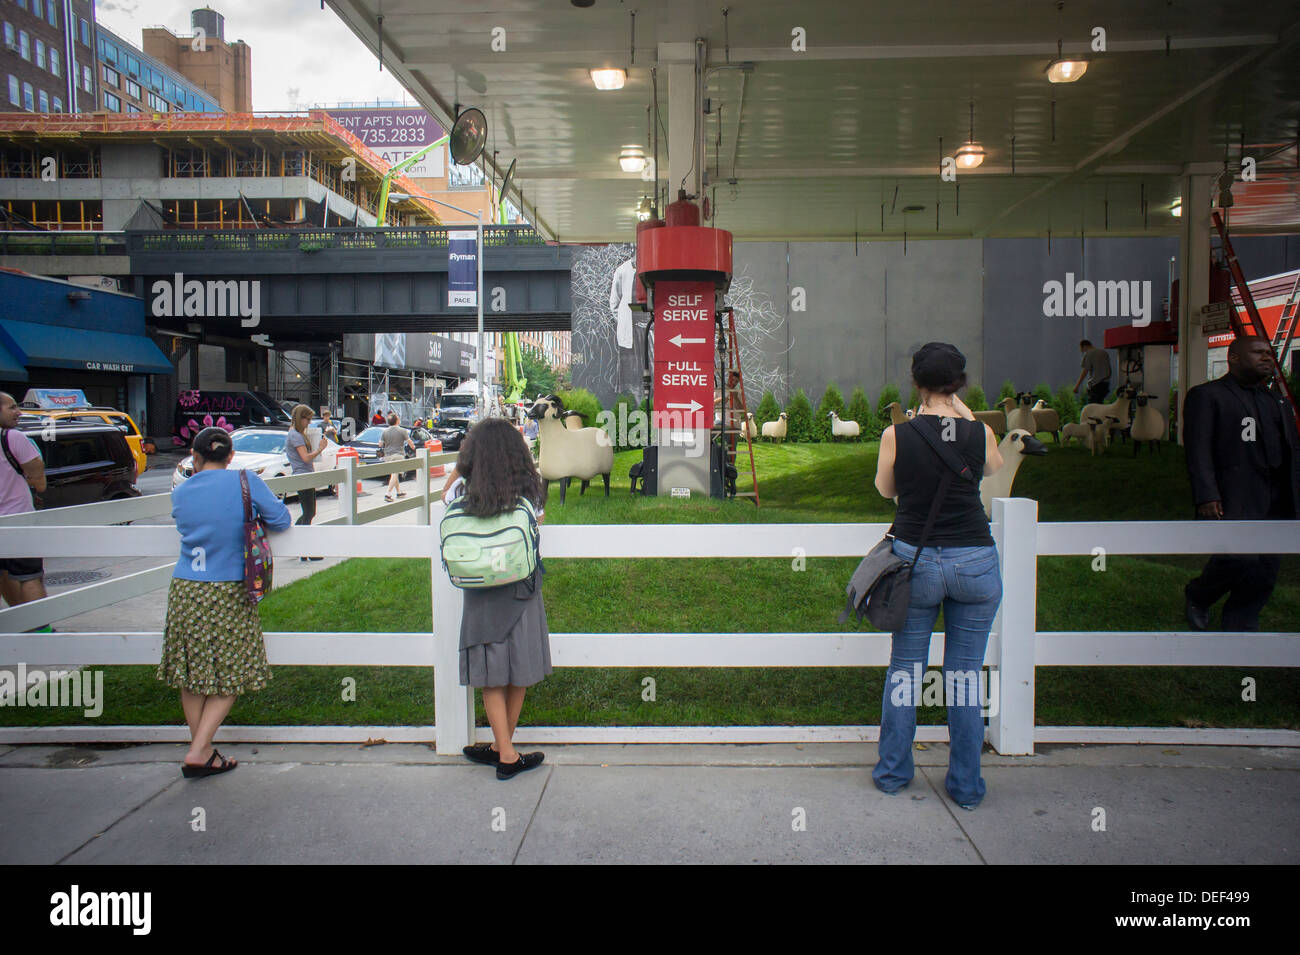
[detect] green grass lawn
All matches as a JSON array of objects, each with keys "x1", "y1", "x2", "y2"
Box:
[{"x1": 6, "y1": 438, "x2": 1297, "y2": 730}]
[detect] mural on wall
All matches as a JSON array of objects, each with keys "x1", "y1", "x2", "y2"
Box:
[
  {"x1": 723, "y1": 264, "x2": 794, "y2": 406},
  {"x1": 571, "y1": 245, "x2": 793, "y2": 409}
]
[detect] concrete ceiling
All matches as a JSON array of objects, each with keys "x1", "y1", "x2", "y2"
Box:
[{"x1": 326, "y1": 0, "x2": 1300, "y2": 243}]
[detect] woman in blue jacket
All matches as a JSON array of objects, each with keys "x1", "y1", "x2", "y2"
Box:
[{"x1": 157, "y1": 427, "x2": 292, "y2": 778}]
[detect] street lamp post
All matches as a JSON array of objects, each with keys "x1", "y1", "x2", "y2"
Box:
[{"x1": 389, "y1": 192, "x2": 488, "y2": 417}]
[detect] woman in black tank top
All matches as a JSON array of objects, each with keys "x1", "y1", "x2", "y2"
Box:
[{"x1": 870, "y1": 343, "x2": 1005, "y2": 811}]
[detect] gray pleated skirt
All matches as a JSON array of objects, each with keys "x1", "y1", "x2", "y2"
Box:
[{"x1": 459, "y1": 590, "x2": 553, "y2": 688}]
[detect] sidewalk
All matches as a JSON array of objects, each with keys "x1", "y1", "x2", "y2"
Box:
[{"x1": 1, "y1": 742, "x2": 1295, "y2": 864}]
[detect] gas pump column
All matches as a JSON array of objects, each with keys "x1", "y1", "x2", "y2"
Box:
[{"x1": 637, "y1": 196, "x2": 733, "y2": 496}]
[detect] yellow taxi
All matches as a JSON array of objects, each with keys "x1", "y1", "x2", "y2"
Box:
[{"x1": 19, "y1": 407, "x2": 149, "y2": 475}]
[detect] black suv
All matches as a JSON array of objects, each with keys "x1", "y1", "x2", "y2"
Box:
[{"x1": 16, "y1": 420, "x2": 141, "y2": 510}]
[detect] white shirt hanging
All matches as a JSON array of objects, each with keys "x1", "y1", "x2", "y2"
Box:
[{"x1": 609, "y1": 258, "x2": 636, "y2": 349}]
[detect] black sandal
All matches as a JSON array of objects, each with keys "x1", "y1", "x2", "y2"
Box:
[{"x1": 182, "y1": 749, "x2": 238, "y2": 779}]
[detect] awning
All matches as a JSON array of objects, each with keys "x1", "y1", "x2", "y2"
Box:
[
  {"x1": 0, "y1": 337, "x2": 26, "y2": 382},
  {"x1": 0, "y1": 320, "x2": 173, "y2": 376}
]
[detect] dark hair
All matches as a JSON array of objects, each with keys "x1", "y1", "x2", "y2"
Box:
[
  {"x1": 910, "y1": 342, "x2": 967, "y2": 394},
  {"x1": 1228, "y1": 335, "x2": 1269, "y2": 358},
  {"x1": 457, "y1": 417, "x2": 543, "y2": 517},
  {"x1": 192, "y1": 426, "x2": 233, "y2": 463},
  {"x1": 1080, "y1": 339, "x2": 1093, "y2": 348},
  {"x1": 912, "y1": 371, "x2": 968, "y2": 396}
]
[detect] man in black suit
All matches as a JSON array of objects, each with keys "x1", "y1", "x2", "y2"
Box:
[{"x1": 1183, "y1": 336, "x2": 1300, "y2": 631}]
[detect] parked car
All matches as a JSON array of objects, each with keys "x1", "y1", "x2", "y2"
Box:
[
  {"x1": 16, "y1": 420, "x2": 140, "y2": 510},
  {"x1": 18, "y1": 405, "x2": 148, "y2": 476},
  {"x1": 346, "y1": 425, "x2": 435, "y2": 480},
  {"x1": 171, "y1": 425, "x2": 343, "y2": 497}
]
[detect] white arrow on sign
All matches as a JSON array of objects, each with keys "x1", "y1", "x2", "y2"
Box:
[
  {"x1": 669, "y1": 334, "x2": 706, "y2": 348},
  {"x1": 666, "y1": 400, "x2": 703, "y2": 413}
]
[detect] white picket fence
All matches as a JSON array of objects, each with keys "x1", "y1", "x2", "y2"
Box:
[{"x1": 1, "y1": 464, "x2": 1297, "y2": 753}]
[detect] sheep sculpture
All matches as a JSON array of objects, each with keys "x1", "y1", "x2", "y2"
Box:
[
  {"x1": 742, "y1": 412, "x2": 759, "y2": 440},
  {"x1": 1029, "y1": 399, "x2": 1062, "y2": 444},
  {"x1": 972, "y1": 409, "x2": 1007, "y2": 437},
  {"x1": 1079, "y1": 386, "x2": 1134, "y2": 449},
  {"x1": 1005, "y1": 393, "x2": 1038, "y2": 434},
  {"x1": 1129, "y1": 392, "x2": 1166, "y2": 455},
  {"x1": 761, "y1": 412, "x2": 788, "y2": 442},
  {"x1": 980, "y1": 428, "x2": 1047, "y2": 517},
  {"x1": 1061, "y1": 419, "x2": 1105, "y2": 455},
  {"x1": 828, "y1": 411, "x2": 860, "y2": 441},
  {"x1": 526, "y1": 394, "x2": 613, "y2": 503},
  {"x1": 562, "y1": 411, "x2": 585, "y2": 431}
]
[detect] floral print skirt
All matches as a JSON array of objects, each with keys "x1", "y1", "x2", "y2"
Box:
[{"x1": 157, "y1": 578, "x2": 272, "y2": 696}]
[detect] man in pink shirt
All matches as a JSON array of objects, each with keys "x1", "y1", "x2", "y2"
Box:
[{"x1": 0, "y1": 392, "x2": 48, "y2": 608}]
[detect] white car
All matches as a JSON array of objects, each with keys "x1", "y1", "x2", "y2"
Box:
[{"x1": 171, "y1": 426, "x2": 342, "y2": 497}]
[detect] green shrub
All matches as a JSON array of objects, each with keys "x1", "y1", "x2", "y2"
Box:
[
  {"x1": 556, "y1": 388, "x2": 601, "y2": 428},
  {"x1": 875, "y1": 384, "x2": 901, "y2": 434},
  {"x1": 785, "y1": 389, "x2": 815, "y2": 442},
  {"x1": 998, "y1": 379, "x2": 1017, "y2": 402},
  {"x1": 815, "y1": 382, "x2": 846, "y2": 441},
  {"x1": 756, "y1": 391, "x2": 780, "y2": 429},
  {"x1": 846, "y1": 387, "x2": 873, "y2": 439},
  {"x1": 605, "y1": 393, "x2": 647, "y2": 451},
  {"x1": 1032, "y1": 382, "x2": 1052, "y2": 405},
  {"x1": 965, "y1": 385, "x2": 988, "y2": 412},
  {"x1": 1051, "y1": 387, "x2": 1079, "y2": 428}
]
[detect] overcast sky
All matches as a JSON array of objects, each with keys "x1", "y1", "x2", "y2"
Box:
[{"x1": 95, "y1": 0, "x2": 415, "y2": 111}]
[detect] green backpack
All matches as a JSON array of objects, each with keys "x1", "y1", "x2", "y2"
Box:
[{"x1": 439, "y1": 496, "x2": 541, "y2": 589}]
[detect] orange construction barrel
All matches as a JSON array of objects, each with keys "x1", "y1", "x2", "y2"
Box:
[
  {"x1": 335, "y1": 446, "x2": 364, "y2": 494},
  {"x1": 424, "y1": 439, "x2": 445, "y2": 477}
]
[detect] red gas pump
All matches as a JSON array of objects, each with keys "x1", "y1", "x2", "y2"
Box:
[{"x1": 634, "y1": 193, "x2": 733, "y2": 497}]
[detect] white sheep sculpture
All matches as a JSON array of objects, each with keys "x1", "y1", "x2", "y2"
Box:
[
  {"x1": 1079, "y1": 386, "x2": 1134, "y2": 448},
  {"x1": 527, "y1": 394, "x2": 613, "y2": 503},
  {"x1": 742, "y1": 412, "x2": 759, "y2": 440},
  {"x1": 1029, "y1": 399, "x2": 1062, "y2": 444},
  {"x1": 1129, "y1": 392, "x2": 1166, "y2": 455},
  {"x1": 1061, "y1": 419, "x2": 1105, "y2": 455},
  {"x1": 1005, "y1": 393, "x2": 1037, "y2": 434},
  {"x1": 980, "y1": 428, "x2": 1047, "y2": 517},
  {"x1": 828, "y1": 411, "x2": 860, "y2": 441},
  {"x1": 761, "y1": 412, "x2": 788, "y2": 442}
]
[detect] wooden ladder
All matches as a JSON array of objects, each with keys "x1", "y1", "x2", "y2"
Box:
[
  {"x1": 1212, "y1": 211, "x2": 1300, "y2": 437},
  {"x1": 716, "y1": 307, "x2": 760, "y2": 505}
]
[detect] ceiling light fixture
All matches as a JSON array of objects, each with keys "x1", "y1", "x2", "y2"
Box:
[
  {"x1": 619, "y1": 145, "x2": 647, "y2": 173},
  {"x1": 590, "y1": 68, "x2": 627, "y2": 91},
  {"x1": 954, "y1": 100, "x2": 986, "y2": 169},
  {"x1": 1046, "y1": 3, "x2": 1088, "y2": 83}
]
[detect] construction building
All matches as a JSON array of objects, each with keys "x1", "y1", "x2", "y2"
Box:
[{"x1": 140, "y1": 7, "x2": 251, "y2": 113}]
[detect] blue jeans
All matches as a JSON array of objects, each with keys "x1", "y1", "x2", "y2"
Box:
[{"x1": 872, "y1": 539, "x2": 1002, "y2": 807}]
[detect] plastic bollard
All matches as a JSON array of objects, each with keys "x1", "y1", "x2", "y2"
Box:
[
  {"x1": 424, "y1": 439, "x2": 445, "y2": 477},
  {"x1": 335, "y1": 446, "x2": 364, "y2": 494}
]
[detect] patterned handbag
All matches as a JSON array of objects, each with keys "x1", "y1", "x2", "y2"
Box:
[{"x1": 239, "y1": 469, "x2": 273, "y2": 604}]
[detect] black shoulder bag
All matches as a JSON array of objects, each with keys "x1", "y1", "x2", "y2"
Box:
[{"x1": 840, "y1": 418, "x2": 980, "y2": 631}]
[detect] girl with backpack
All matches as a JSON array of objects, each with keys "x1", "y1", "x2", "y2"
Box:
[{"x1": 451, "y1": 417, "x2": 551, "y2": 779}]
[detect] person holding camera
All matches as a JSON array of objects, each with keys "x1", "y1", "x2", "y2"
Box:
[{"x1": 871, "y1": 343, "x2": 1004, "y2": 810}]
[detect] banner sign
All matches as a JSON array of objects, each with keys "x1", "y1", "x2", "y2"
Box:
[
  {"x1": 348, "y1": 333, "x2": 475, "y2": 375},
  {"x1": 325, "y1": 108, "x2": 446, "y2": 178},
  {"x1": 652, "y1": 281, "x2": 715, "y2": 430},
  {"x1": 448, "y1": 231, "x2": 478, "y2": 308}
]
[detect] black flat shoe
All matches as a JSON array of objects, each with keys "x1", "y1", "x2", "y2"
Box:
[
  {"x1": 463, "y1": 742, "x2": 499, "y2": 766},
  {"x1": 182, "y1": 749, "x2": 237, "y2": 779},
  {"x1": 496, "y1": 752, "x2": 544, "y2": 780}
]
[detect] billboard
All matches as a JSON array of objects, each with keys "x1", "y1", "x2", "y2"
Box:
[
  {"x1": 347, "y1": 333, "x2": 475, "y2": 376},
  {"x1": 326, "y1": 108, "x2": 446, "y2": 178}
]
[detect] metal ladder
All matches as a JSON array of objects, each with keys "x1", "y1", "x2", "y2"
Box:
[
  {"x1": 716, "y1": 307, "x2": 760, "y2": 505},
  {"x1": 1211, "y1": 211, "x2": 1300, "y2": 437}
]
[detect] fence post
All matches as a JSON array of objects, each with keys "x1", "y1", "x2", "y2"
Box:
[
  {"x1": 343, "y1": 456, "x2": 357, "y2": 525},
  {"x1": 417, "y1": 448, "x2": 431, "y2": 525},
  {"x1": 988, "y1": 497, "x2": 1038, "y2": 755},
  {"x1": 431, "y1": 502, "x2": 474, "y2": 754}
]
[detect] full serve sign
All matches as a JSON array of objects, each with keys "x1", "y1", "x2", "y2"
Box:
[{"x1": 653, "y1": 281, "x2": 715, "y2": 431}]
